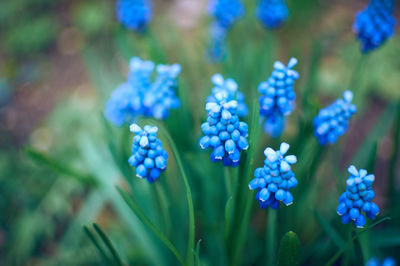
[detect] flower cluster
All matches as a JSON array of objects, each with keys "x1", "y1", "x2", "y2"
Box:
[
  {"x1": 249, "y1": 143, "x2": 298, "y2": 209},
  {"x1": 353, "y1": 0, "x2": 396, "y2": 53},
  {"x1": 207, "y1": 0, "x2": 244, "y2": 61},
  {"x1": 116, "y1": 0, "x2": 153, "y2": 32},
  {"x1": 367, "y1": 257, "x2": 397, "y2": 266},
  {"x1": 128, "y1": 124, "x2": 168, "y2": 182},
  {"x1": 258, "y1": 58, "x2": 299, "y2": 137},
  {"x1": 337, "y1": 165, "x2": 379, "y2": 228},
  {"x1": 256, "y1": 0, "x2": 289, "y2": 29},
  {"x1": 105, "y1": 57, "x2": 181, "y2": 126},
  {"x1": 313, "y1": 91, "x2": 356, "y2": 145},
  {"x1": 200, "y1": 93, "x2": 249, "y2": 167},
  {"x1": 206, "y1": 74, "x2": 248, "y2": 117}
]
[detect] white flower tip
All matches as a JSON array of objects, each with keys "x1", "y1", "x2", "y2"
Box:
[
  {"x1": 288, "y1": 57, "x2": 298, "y2": 68},
  {"x1": 211, "y1": 73, "x2": 224, "y2": 85},
  {"x1": 280, "y1": 142, "x2": 290, "y2": 155},
  {"x1": 343, "y1": 90, "x2": 353, "y2": 102},
  {"x1": 130, "y1": 123, "x2": 141, "y2": 133}
]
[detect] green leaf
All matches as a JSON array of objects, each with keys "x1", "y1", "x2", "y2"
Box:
[
  {"x1": 117, "y1": 186, "x2": 186, "y2": 266},
  {"x1": 25, "y1": 148, "x2": 97, "y2": 186},
  {"x1": 351, "y1": 230, "x2": 364, "y2": 266},
  {"x1": 92, "y1": 223, "x2": 124, "y2": 266},
  {"x1": 277, "y1": 231, "x2": 302, "y2": 266},
  {"x1": 193, "y1": 239, "x2": 202, "y2": 266},
  {"x1": 83, "y1": 226, "x2": 111, "y2": 265},
  {"x1": 224, "y1": 197, "x2": 233, "y2": 242},
  {"x1": 366, "y1": 140, "x2": 378, "y2": 173},
  {"x1": 314, "y1": 210, "x2": 345, "y2": 248},
  {"x1": 325, "y1": 217, "x2": 391, "y2": 266},
  {"x1": 387, "y1": 100, "x2": 400, "y2": 207}
]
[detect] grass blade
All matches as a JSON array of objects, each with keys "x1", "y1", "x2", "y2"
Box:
[
  {"x1": 314, "y1": 210, "x2": 345, "y2": 248},
  {"x1": 351, "y1": 230, "x2": 364, "y2": 266},
  {"x1": 117, "y1": 186, "x2": 185, "y2": 265},
  {"x1": 387, "y1": 100, "x2": 400, "y2": 208},
  {"x1": 83, "y1": 226, "x2": 111, "y2": 264},
  {"x1": 224, "y1": 197, "x2": 233, "y2": 243},
  {"x1": 193, "y1": 239, "x2": 202, "y2": 266},
  {"x1": 92, "y1": 223, "x2": 124, "y2": 266},
  {"x1": 325, "y1": 217, "x2": 391, "y2": 266}
]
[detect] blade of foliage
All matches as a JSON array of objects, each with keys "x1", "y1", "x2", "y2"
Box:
[
  {"x1": 194, "y1": 239, "x2": 202, "y2": 266},
  {"x1": 277, "y1": 231, "x2": 302, "y2": 266},
  {"x1": 266, "y1": 210, "x2": 277, "y2": 266},
  {"x1": 325, "y1": 217, "x2": 391, "y2": 266},
  {"x1": 117, "y1": 186, "x2": 185, "y2": 266},
  {"x1": 83, "y1": 226, "x2": 111, "y2": 264},
  {"x1": 92, "y1": 223, "x2": 124, "y2": 266},
  {"x1": 351, "y1": 230, "x2": 364, "y2": 266},
  {"x1": 387, "y1": 100, "x2": 400, "y2": 207},
  {"x1": 145, "y1": 119, "x2": 195, "y2": 265},
  {"x1": 314, "y1": 210, "x2": 345, "y2": 248},
  {"x1": 224, "y1": 197, "x2": 233, "y2": 243},
  {"x1": 366, "y1": 140, "x2": 378, "y2": 173},
  {"x1": 25, "y1": 148, "x2": 97, "y2": 186}
]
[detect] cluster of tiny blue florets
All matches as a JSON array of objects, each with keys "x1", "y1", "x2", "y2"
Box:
[
  {"x1": 249, "y1": 143, "x2": 298, "y2": 209},
  {"x1": 206, "y1": 74, "x2": 248, "y2": 117},
  {"x1": 200, "y1": 93, "x2": 249, "y2": 167},
  {"x1": 256, "y1": 0, "x2": 289, "y2": 28},
  {"x1": 116, "y1": 0, "x2": 153, "y2": 32},
  {"x1": 258, "y1": 58, "x2": 299, "y2": 137},
  {"x1": 207, "y1": 0, "x2": 244, "y2": 61},
  {"x1": 128, "y1": 124, "x2": 168, "y2": 182},
  {"x1": 105, "y1": 57, "x2": 181, "y2": 126},
  {"x1": 353, "y1": 0, "x2": 396, "y2": 53},
  {"x1": 337, "y1": 165, "x2": 379, "y2": 228},
  {"x1": 313, "y1": 90, "x2": 357, "y2": 145},
  {"x1": 367, "y1": 257, "x2": 397, "y2": 266}
]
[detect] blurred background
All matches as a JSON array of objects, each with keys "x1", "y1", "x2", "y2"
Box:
[{"x1": 0, "y1": 0, "x2": 399, "y2": 265}]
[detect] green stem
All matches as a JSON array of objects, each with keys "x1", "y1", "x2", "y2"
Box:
[
  {"x1": 349, "y1": 54, "x2": 369, "y2": 93},
  {"x1": 387, "y1": 100, "x2": 400, "y2": 209},
  {"x1": 266, "y1": 210, "x2": 277, "y2": 266},
  {"x1": 224, "y1": 167, "x2": 233, "y2": 198},
  {"x1": 154, "y1": 182, "x2": 172, "y2": 237}
]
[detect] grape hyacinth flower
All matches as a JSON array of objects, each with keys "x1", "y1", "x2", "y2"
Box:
[
  {"x1": 206, "y1": 74, "x2": 248, "y2": 117},
  {"x1": 313, "y1": 91, "x2": 357, "y2": 145},
  {"x1": 128, "y1": 124, "x2": 168, "y2": 182},
  {"x1": 200, "y1": 93, "x2": 249, "y2": 167},
  {"x1": 337, "y1": 165, "x2": 380, "y2": 228},
  {"x1": 353, "y1": 0, "x2": 396, "y2": 53},
  {"x1": 249, "y1": 143, "x2": 298, "y2": 209},
  {"x1": 258, "y1": 58, "x2": 299, "y2": 137},
  {"x1": 105, "y1": 57, "x2": 181, "y2": 126},
  {"x1": 367, "y1": 257, "x2": 397, "y2": 266},
  {"x1": 116, "y1": 0, "x2": 153, "y2": 32},
  {"x1": 256, "y1": 0, "x2": 289, "y2": 29},
  {"x1": 207, "y1": 0, "x2": 244, "y2": 61}
]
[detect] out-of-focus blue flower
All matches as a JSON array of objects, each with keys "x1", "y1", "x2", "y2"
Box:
[
  {"x1": 105, "y1": 57, "x2": 181, "y2": 126},
  {"x1": 249, "y1": 142, "x2": 298, "y2": 209},
  {"x1": 200, "y1": 93, "x2": 249, "y2": 167},
  {"x1": 206, "y1": 73, "x2": 248, "y2": 117},
  {"x1": 116, "y1": 0, "x2": 153, "y2": 32},
  {"x1": 208, "y1": 0, "x2": 244, "y2": 29},
  {"x1": 313, "y1": 91, "x2": 356, "y2": 145},
  {"x1": 258, "y1": 58, "x2": 299, "y2": 137},
  {"x1": 367, "y1": 257, "x2": 397, "y2": 266},
  {"x1": 256, "y1": 0, "x2": 289, "y2": 29},
  {"x1": 128, "y1": 124, "x2": 168, "y2": 182},
  {"x1": 353, "y1": 0, "x2": 396, "y2": 53},
  {"x1": 337, "y1": 165, "x2": 379, "y2": 228},
  {"x1": 207, "y1": 22, "x2": 228, "y2": 62}
]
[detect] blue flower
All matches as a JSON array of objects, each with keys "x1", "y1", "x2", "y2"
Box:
[
  {"x1": 258, "y1": 58, "x2": 299, "y2": 137},
  {"x1": 353, "y1": 0, "x2": 396, "y2": 53},
  {"x1": 367, "y1": 257, "x2": 397, "y2": 266},
  {"x1": 249, "y1": 142, "x2": 298, "y2": 209},
  {"x1": 200, "y1": 93, "x2": 249, "y2": 167},
  {"x1": 206, "y1": 73, "x2": 248, "y2": 117},
  {"x1": 105, "y1": 57, "x2": 181, "y2": 126},
  {"x1": 207, "y1": 22, "x2": 228, "y2": 62},
  {"x1": 116, "y1": 0, "x2": 153, "y2": 32},
  {"x1": 313, "y1": 91, "x2": 357, "y2": 145},
  {"x1": 128, "y1": 124, "x2": 168, "y2": 182},
  {"x1": 256, "y1": 0, "x2": 289, "y2": 29},
  {"x1": 337, "y1": 165, "x2": 379, "y2": 228},
  {"x1": 208, "y1": 0, "x2": 244, "y2": 29}
]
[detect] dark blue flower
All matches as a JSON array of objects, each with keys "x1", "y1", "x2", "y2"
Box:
[
  {"x1": 128, "y1": 124, "x2": 168, "y2": 182},
  {"x1": 313, "y1": 91, "x2": 356, "y2": 145},
  {"x1": 208, "y1": 0, "x2": 244, "y2": 29},
  {"x1": 249, "y1": 142, "x2": 298, "y2": 209},
  {"x1": 258, "y1": 58, "x2": 299, "y2": 137},
  {"x1": 367, "y1": 257, "x2": 397, "y2": 266},
  {"x1": 105, "y1": 57, "x2": 181, "y2": 126},
  {"x1": 206, "y1": 73, "x2": 248, "y2": 117},
  {"x1": 200, "y1": 93, "x2": 249, "y2": 167},
  {"x1": 353, "y1": 0, "x2": 396, "y2": 53},
  {"x1": 116, "y1": 0, "x2": 153, "y2": 32},
  {"x1": 337, "y1": 165, "x2": 379, "y2": 228},
  {"x1": 256, "y1": 0, "x2": 289, "y2": 29}
]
